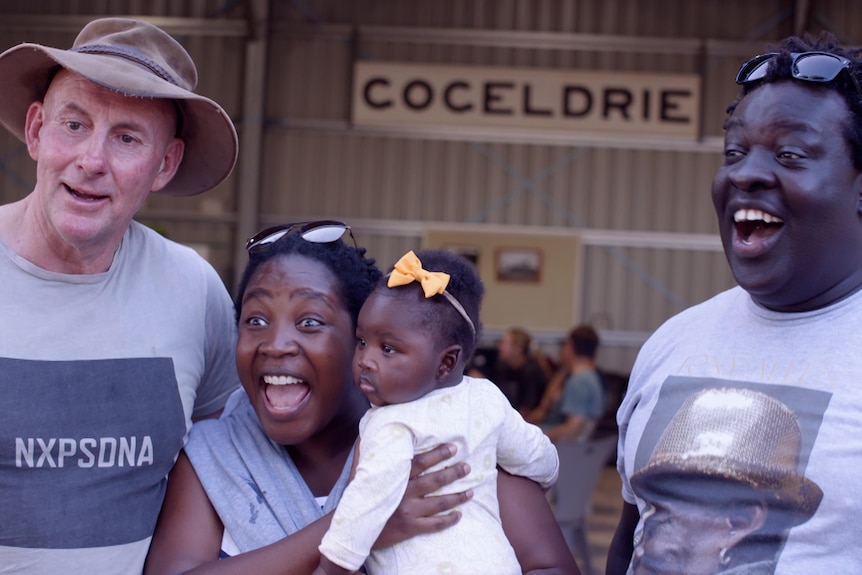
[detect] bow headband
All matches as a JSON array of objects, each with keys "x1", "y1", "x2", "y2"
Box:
[{"x1": 387, "y1": 250, "x2": 476, "y2": 338}]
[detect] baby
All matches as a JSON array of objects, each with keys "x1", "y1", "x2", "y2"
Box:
[{"x1": 314, "y1": 249, "x2": 560, "y2": 575}]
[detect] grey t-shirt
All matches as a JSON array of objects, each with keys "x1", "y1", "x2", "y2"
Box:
[
  {"x1": 0, "y1": 221, "x2": 239, "y2": 574},
  {"x1": 618, "y1": 286, "x2": 862, "y2": 574}
]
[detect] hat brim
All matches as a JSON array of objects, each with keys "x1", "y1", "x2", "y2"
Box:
[
  {"x1": 631, "y1": 458, "x2": 823, "y2": 524},
  {"x1": 0, "y1": 43, "x2": 238, "y2": 196}
]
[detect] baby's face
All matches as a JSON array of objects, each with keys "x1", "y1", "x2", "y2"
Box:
[{"x1": 353, "y1": 289, "x2": 443, "y2": 407}]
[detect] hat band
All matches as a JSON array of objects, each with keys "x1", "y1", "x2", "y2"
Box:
[{"x1": 71, "y1": 43, "x2": 180, "y2": 87}]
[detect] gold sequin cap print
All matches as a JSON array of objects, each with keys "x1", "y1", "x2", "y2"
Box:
[{"x1": 631, "y1": 387, "x2": 822, "y2": 523}]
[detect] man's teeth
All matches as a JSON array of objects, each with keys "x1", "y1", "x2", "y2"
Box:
[
  {"x1": 733, "y1": 209, "x2": 783, "y2": 224},
  {"x1": 263, "y1": 375, "x2": 302, "y2": 386},
  {"x1": 66, "y1": 184, "x2": 104, "y2": 200}
]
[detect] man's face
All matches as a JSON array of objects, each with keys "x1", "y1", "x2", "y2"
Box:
[
  {"x1": 558, "y1": 339, "x2": 574, "y2": 366},
  {"x1": 24, "y1": 70, "x2": 183, "y2": 255},
  {"x1": 496, "y1": 332, "x2": 517, "y2": 364},
  {"x1": 632, "y1": 499, "x2": 735, "y2": 575},
  {"x1": 711, "y1": 80, "x2": 862, "y2": 311}
]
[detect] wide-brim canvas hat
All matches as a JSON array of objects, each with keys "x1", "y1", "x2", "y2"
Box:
[
  {"x1": 631, "y1": 387, "x2": 823, "y2": 525},
  {"x1": 0, "y1": 17, "x2": 238, "y2": 196}
]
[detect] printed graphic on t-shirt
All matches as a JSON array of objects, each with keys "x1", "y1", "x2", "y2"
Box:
[
  {"x1": 0, "y1": 357, "x2": 186, "y2": 549},
  {"x1": 629, "y1": 376, "x2": 830, "y2": 575}
]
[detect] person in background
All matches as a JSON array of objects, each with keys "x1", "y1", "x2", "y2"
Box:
[
  {"x1": 0, "y1": 18, "x2": 240, "y2": 573},
  {"x1": 146, "y1": 228, "x2": 580, "y2": 575},
  {"x1": 530, "y1": 325, "x2": 604, "y2": 443},
  {"x1": 314, "y1": 249, "x2": 560, "y2": 575},
  {"x1": 471, "y1": 326, "x2": 550, "y2": 416},
  {"x1": 608, "y1": 33, "x2": 862, "y2": 574}
]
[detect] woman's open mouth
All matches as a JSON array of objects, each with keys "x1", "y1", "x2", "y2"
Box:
[{"x1": 263, "y1": 374, "x2": 310, "y2": 412}]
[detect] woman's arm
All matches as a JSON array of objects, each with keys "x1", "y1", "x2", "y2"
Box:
[
  {"x1": 498, "y1": 470, "x2": 581, "y2": 575},
  {"x1": 144, "y1": 451, "x2": 334, "y2": 575},
  {"x1": 526, "y1": 370, "x2": 567, "y2": 424},
  {"x1": 144, "y1": 451, "x2": 225, "y2": 574},
  {"x1": 145, "y1": 446, "x2": 470, "y2": 575}
]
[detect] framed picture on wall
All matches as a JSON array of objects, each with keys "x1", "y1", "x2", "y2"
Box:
[
  {"x1": 495, "y1": 247, "x2": 542, "y2": 283},
  {"x1": 424, "y1": 226, "x2": 582, "y2": 334}
]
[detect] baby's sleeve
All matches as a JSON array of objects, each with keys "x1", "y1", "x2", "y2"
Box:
[
  {"x1": 318, "y1": 415, "x2": 415, "y2": 571},
  {"x1": 494, "y1": 386, "x2": 560, "y2": 489}
]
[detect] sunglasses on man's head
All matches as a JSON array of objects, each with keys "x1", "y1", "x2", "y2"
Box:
[
  {"x1": 735, "y1": 51, "x2": 860, "y2": 92},
  {"x1": 245, "y1": 220, "x2": 357, "y2": 254}
]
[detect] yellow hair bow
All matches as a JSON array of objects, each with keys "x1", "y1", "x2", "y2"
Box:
[
  {"x1": 386, "y1": 250, "x2": 477, "y2": 338},
  {"x1": 387, "y1": 250, "x2": 450, "y2": 298}
]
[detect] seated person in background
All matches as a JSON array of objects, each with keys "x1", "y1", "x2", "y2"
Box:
[
  {"x1": 532, "y1": 325, "x2": 604, "y2": 442},
  {"x1": 470, "y1": 326, "x2": 550, "y2": 415},
  {"x1": 315, "y1": 250, "x2": 560, "y2": 575}
]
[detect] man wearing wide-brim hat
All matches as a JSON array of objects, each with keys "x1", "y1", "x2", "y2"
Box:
[
  {"x1": 0, "y1": 18, "x2": 240, "y2": 573},
  {"x1": 629, "y1": 387, "x2": 823, "y2": 575}
]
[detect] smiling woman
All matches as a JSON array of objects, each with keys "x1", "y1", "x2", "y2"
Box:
[
  {"x1": 144, "y1": 230, "x2": 580, "y2": 575},
  {"x1": 234, "y1": 248, "x2": 363, "y2": 448}
]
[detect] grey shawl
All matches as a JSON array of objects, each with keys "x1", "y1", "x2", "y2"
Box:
[{"x1": 184, "y1": 390, "x2": 354, "y2": 553}]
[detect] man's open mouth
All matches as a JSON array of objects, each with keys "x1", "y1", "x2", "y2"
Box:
[
  {"x1": 734, "y1": 208, "x2": 783, "y2": 244},
  {"x1": 65, "y1": 183, "x2": 107, "y2": 201}
]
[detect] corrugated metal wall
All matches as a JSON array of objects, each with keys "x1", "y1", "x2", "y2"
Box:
[{"x1": 2, "y1": 0, "x2": 860, "y2": 372}]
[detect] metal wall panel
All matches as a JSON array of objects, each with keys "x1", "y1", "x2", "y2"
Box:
[
  {"x1": 3, "y1": 0, "x2": 862, "y2": 372},
  {"x1": 255, "y1": 0, "x2": 796, "y2": 372},
  {"x1": 272, "y1": 0, "x2": 791, "y2": 37},
  {"x1": 264, "y1": 128, "x2": 722, "y2": 233},
  {"x1": 260, "y1": 124, "x2": 733, "y2": 371}
]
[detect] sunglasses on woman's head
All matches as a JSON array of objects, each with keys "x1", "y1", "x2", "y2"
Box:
[
  {"x1": 245, "y1": 220, "x2": 357, "y2": 254},
  {"x1": 735, "y1": 51, "x2": 860, "y2": 92}
]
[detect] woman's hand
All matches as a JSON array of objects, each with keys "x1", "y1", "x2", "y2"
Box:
[{"x1": 374, "y1": 444, "x2": 472, "y2": 549}]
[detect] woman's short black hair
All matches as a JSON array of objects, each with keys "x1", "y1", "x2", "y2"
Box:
[
  {"x1": 234, "y1": 233, "x2": 382, "y2": 326},
  {"x1": 726, "y1": 32, "x2": 862, "y2": 169},
  {"x1": 382, "y1": 249, "x2": 484, "y2": 360}
]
